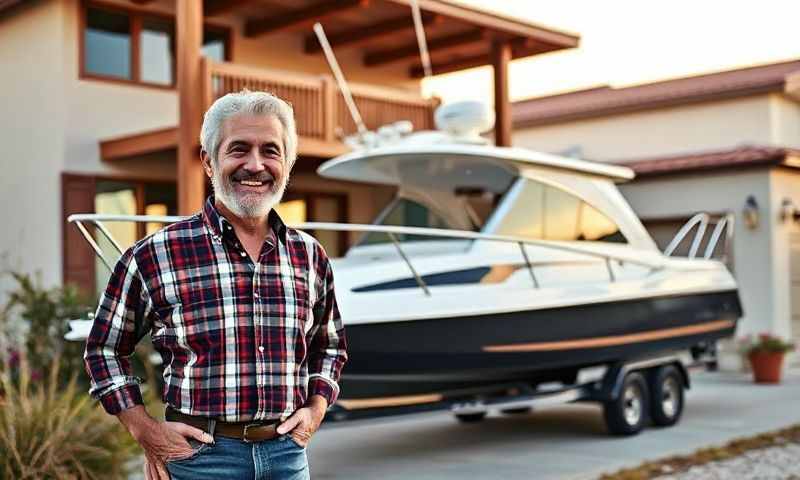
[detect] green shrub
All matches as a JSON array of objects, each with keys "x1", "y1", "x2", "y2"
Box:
[
  {"x1": 0, "y1": 356, "x2": 139, "y2": 479},
  {"x1": 2, "y1": 272, "x2": 90, "y2": 386}
]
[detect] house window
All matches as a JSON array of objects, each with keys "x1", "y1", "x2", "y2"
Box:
[
  {"x1": 81, "y1": 3, "x2": 230, "y2": 87},
  {"x1": 85, "y1": 8, "x2": 131, "y2": 79},
  {"x1": 92, "y1": 179, "x2": 177, "y2": 295}
]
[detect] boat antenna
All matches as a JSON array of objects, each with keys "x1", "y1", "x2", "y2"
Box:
[
  {"x1": 313, "y1": 22, "x2": 367, "y2": 136},
  {"x1": 409, "y1": 0, "x2": 432, "y2": 79}
]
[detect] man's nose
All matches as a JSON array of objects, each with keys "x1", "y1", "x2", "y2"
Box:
[{"x1": 242, "y1": 150, "x2": 268, "y2": 172}]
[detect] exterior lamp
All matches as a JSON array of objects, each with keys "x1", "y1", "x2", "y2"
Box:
[
  {"x1": 780, "y1": 198, "x2": 800, "y2": 223},
  {"x1": 742, "y1": 195, "x2": 759, "y2": 230}
]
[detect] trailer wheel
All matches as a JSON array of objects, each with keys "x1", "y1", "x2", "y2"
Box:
[
  {"x1": 648, "y1": 365, "x2": 684, "y2": 427},
  {"x1": 603, "y1": 371, "x2": 649, "y2": 436},
  {"x1": 454, "y1": 412, "x2": 487, "y2": 423}
]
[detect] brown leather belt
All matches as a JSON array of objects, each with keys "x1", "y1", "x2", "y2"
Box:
[{"x1": 165, "y1": 406, "x2": 282, "y2": 443}]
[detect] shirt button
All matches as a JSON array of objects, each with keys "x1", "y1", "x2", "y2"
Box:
[
  {"x1": 254, "y1": 292, "x2": 259, "y2": 298},
  {"x1": 258, "y1": 345, "x2": 265, "y2": 353},
  {"x1": 240, "y1": 251, "x2": 247, "y2": 257}
]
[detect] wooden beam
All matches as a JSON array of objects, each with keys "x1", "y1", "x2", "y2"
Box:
[
  {"x1": 204, "y1": 0, "x2": 255, "y2": 17},
  {"x1": 177, "y1": 0, "x2": 206, "y2": 215},
  {"x1": 304, "y1": 13, "x2": 440, "y2": 54},
  {"x1": 492, "y1": 40, "x2": 511, "y2": 147},
  {"x1": 410, "y1": 53, "x2": 488, "y2": 78},
  {"x1": 101, "y1": 127, "x2": 178, "y2": 161},
  {"x1": 365, "y1": 29, "x2": 485, "y2": 67},
  {"x1": 245, "y1": 0, "x2": 369, "y2": 38},
  {"x1": 383, "y1": 0, "x2": 579, "y2": 49}
]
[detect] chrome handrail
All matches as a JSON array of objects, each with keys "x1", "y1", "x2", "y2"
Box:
[
  {"x1": 664, "y1": 212, "x2": 734, "y2": 260},
  {"x1": 68, "y1": 213, "x2": 667, "y2": 294}
]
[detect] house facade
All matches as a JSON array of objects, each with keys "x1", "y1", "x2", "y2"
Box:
[
  {"x1": 0, "y1": 0, "x2": 577, "y2": 300},
  {"x1": 513, "y1": 61, "x2": 800, "y2": 366}
]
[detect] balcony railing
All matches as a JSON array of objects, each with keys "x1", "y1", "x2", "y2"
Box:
[{"x1": 201, "y1": 59, "x2": 439, "y2": 142}]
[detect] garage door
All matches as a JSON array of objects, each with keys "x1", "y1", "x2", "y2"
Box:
[{"x1": 791, "y1": 233, "x2": 800, "y2": 364}]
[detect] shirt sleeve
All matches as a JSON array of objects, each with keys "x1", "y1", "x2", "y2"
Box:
[
  {"x1": 307, "y1": 244, "x2": 348, "y2": 406},
  {"x1": 84, "y1": 248, "x2": 154, "y2": 415}
]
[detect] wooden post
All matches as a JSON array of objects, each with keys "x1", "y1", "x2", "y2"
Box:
[
  {"x1": 176, "y1": 0, "x2": 205, "y2": 215},
  {"x1": 321, "y1": 76, "x2": 335, "y2": 142},
  {"x1": 491, "y1": 40, "x2": 512, "y2": 147}
]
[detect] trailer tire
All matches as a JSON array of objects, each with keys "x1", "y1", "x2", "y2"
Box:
[
  {"x1": 454, "y1": 412, "x2": 487, "y2": 423},
  {"x1": 648, "y1": 365, "x2": 684, "y2": 427},
  {"x1": 603, "y1": 371, "x2": 649, "y2": 436}
]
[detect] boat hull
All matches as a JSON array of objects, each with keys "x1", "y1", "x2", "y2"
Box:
[{"x1": 338, "y1": 290, "x2": 741, "y2": 399}]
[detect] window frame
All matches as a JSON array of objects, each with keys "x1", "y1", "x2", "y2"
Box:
[{"x1": 79, "y1": 0, "x2": 232, "y2": 90}]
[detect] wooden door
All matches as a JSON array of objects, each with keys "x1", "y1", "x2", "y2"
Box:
[{"x1": 62, "y1": 174, "x2": 97, "y2": 297}]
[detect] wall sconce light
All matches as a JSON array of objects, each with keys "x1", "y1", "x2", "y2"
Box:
[
  {"x1": 742, "y1": 195, "x2": 759, "y2": 230},
  {"x1": 780, "y1": 198, "x2": 800, "y2": 223}
]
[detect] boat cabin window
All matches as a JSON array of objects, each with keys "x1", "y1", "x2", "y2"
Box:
[
  {"x1": 494, "y1": 180, "x2": 626, "y2": 243},
  {"x1": 359, "y1": 198, "x2": 452, "y2": 245}
]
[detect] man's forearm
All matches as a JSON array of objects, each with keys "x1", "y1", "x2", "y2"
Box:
[{"x1": 116, "y1": 404, "x2": 159, "y2": 441}]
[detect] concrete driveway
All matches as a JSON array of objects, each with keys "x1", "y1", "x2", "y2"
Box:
[{"x1": 308, "y1": 368, "x2": 800, "y2": 480}]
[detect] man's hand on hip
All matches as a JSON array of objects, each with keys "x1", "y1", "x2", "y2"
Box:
[
  {"x1": 276, "y1": 395, "x2": 328, "y2": 447},
  {"x1": 117, "y1": 406, "x2": 213, "y2": 480}
]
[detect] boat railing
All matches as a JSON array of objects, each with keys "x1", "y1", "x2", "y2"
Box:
[
  {"x1": 68, "y1": 214, "x2": 670, "y2": 297},
  {"x1": 664, "y1": 212, "x2": 734, "y2": 261}
]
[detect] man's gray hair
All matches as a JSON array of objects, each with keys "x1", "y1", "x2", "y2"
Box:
[{"x1": 200, "y1": 90, "x2": 298, "y2": 168}]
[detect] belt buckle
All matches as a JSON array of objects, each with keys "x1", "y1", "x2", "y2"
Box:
[{"x1": 242, "y1": 423, "x2": 261, "y2": 443}]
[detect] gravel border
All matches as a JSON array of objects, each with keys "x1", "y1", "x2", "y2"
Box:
[{"x1": 597, "y1": 424, "x2": 800, "y2": 480}]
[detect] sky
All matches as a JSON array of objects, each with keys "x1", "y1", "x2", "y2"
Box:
[{"x1": 422, "y1": 0, "x2": 800, "y2": 104}]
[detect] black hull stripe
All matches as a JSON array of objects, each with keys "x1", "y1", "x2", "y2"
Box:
[{"x1": 483, "y1": 319, "x2": 736, "y2": 352}]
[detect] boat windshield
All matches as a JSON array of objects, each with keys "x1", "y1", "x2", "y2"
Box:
[{"x1": 358, "y1": 189, "x2": 499, "y2": 246}]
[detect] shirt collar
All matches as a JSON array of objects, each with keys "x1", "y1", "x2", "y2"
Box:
[{"x1": 202, "y1": 195, "x2": 288, "y2": 244}]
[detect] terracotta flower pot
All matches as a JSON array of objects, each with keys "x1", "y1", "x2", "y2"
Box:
[{"x1": 748, "y1": 351, "x2": 785, "y2": 384}]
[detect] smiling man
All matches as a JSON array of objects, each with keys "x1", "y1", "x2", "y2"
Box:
[{"x1": 84, "y1": 90, "x2": 348, "y2": 480}]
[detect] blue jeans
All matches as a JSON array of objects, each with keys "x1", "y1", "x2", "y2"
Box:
[{"x1": 166, "y1": 434, "x2": 309, "y2": 480}]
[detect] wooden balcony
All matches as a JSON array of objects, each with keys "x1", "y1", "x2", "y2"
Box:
[
  {"x1": 200, "y1": 59, "x2": 439, "y2": 152},
  {"x1": 102, "y1": 59, "x2": 440, "y2": 164}
]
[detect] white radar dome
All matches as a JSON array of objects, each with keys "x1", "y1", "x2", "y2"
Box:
[{"x1": 434, "y1": 101, "x2": 495, "y2": 137}]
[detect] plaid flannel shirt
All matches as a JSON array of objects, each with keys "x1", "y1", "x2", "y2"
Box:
[{"x1": 84, "y1": 196, "x2": 347, "y2": 422}]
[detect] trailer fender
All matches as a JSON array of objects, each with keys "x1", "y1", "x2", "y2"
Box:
[{"x1": 598, "y1": 356, "x2": 689, "y2": 402}]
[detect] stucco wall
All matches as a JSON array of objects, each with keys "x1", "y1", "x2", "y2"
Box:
[
  {"x1": 619, "y1": 170, "x2": 774, "y2": 367},
  {"x1": 770, "y1": 94, "x2": 800, "y2": 148},
  {"x1": 0, "y1": 0, "x2": 67, "y2": 298},
  {"x1": 513, "y1": 96, "x2": 775, "y2": 162}
]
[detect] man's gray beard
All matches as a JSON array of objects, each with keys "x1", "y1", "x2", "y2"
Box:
[{"x1": 211, "y1": 166, "x2": 288, "y2": 219}]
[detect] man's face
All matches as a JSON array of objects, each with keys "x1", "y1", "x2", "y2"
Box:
[{"x1": 203, "y1": 114, "x2": 289, "y2": 219}]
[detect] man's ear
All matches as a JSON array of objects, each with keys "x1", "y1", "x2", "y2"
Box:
[{"x1": 200, "y1": 150, "x2": 213, "y2": 178}]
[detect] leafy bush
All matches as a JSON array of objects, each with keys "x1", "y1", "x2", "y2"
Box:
[
  {"x1": 0, "y1": 357, "x2": 138, "y2": 479},
  {"x1": 2, "y1": 272, "x2": 90, "y2": 386}
]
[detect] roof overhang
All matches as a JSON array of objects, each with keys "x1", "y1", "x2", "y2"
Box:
[
  {"x1": 203, "y1": 0, "x2": 578, "y2": 78},
  {"x1": 617, "y1": 145, "x2": 800, "y2": 179},
  {"x1": 513, "y1": 60, "x2": 800, "y2": 128}
]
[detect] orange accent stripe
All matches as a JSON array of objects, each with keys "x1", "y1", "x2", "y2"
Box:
[
  {"x1": 483, "y1": 320, "x2": 736, "y2": 353},
  {"x1": 337, "y1": 394, "x2": 444, "y2": 410}
]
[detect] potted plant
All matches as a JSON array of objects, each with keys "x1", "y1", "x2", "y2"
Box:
[{"x1": 739, "y1": 333, "x2": 795, "y2": 384}]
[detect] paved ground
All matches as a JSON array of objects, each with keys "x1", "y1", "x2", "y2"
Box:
[{"x1": 307, "y1": 368, "x2": 800, "y2": 480}]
